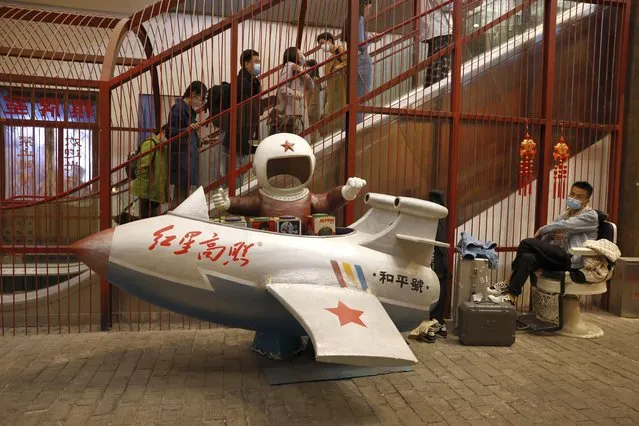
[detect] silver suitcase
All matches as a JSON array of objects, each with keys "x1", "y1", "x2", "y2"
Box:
[{"x1": 453, "y1": 258, "x2": 490, "y2": 330}]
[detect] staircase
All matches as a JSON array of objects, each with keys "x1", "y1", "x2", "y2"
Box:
[{"x1": 223, "y1": 2, "x2": 614, "y2": 231}]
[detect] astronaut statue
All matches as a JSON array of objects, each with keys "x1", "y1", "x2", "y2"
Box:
[
  {"x1": 212, "y1": 133, "x2": 366, "y2": 359},
  {"x1": 212, "y1": 133, "x2": 366, "y2": 230}
]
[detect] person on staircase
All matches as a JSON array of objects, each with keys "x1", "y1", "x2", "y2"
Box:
[
  {"x1": 131, "y1": 125, "x2": 168, "y2": 218},
  {"x1": 230, "y1": 48, "x2": 262, "y2": 189},
  {"x1": 271, "y1": 47, "x2": 314, "y2": 136},
  {"x1": 343, "y1": 0, "x2": 373, "y2": 124},
  {"x1": 165, "y1": 81, "x2": 207, "y2": 206},
  {"x1": 316, "y1": 32, "x2": 347, "y2": 134},
  {"x1": 420, "y1": 0, "x2": 453, "y2": 89},
  {"x1": 303, "y1": 59, "x2": 323, "y2": 143}
]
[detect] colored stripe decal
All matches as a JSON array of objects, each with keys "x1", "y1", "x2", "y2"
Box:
[
  {"x1": 354, "y1": 264, "x2": 369, "y2": 291},
  {"x1": 342, "y1": 263, "x2": 357, "y2": 287},
  {"x1": 330, "y1": 260, "x2": 347, "y2": 288}
]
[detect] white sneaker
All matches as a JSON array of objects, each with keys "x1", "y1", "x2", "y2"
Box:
[
  {"x1": 488, "y1": 293, "x2": 516, "y2": 305},
  {"x1": 486, "y1": 282, "x2": 510, "y2": 296}
]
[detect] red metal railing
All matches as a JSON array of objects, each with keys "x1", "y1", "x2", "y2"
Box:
[{"x1": 0, "y1": 0, "x2": 631, "y2": 333}]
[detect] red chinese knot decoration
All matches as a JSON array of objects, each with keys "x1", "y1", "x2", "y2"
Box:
[
  {"x1": 518, "y1": 125, "x2": 536, "y2": 196},
  {"x1": 552, "y1": 132, "x2": 570, "y2": 199}
]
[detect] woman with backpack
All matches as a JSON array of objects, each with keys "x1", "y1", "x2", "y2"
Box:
[{"x1": 131, "y1": 125, "x2": 169, "y2": 218}]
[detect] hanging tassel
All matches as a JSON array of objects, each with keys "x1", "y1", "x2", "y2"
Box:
[
  {"x1": 552, "y1": 131, "x2": 570, "y2": 200},
  {"x1": 519, "y1": 125, "x2": 536, "y2": 197}
]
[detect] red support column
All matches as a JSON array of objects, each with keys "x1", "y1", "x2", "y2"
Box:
[
  {"x1": 609, "y1": 2, "x2": 631, "y2": 222},
  {"x1": 295, "y1": 0, "x2": 308, "y2": 50},
  {"x1": 99, "y1": 18, "x2": 130, "y2": 331},
  {"x1": 98, "y1": 81, "x2": 112, "y2": 331},
  {"x1": 344, "y1": 0, "x2": 361, "y2": 225},
  {"x1": 411, "y1": 0, "x2": 421, "y2": 89},
  {"x1": 444, "y1": 0, "x2": 463, "y2": 319},
  {"x1": 228, "y1": 20, "x2": 239, "y2": 196},
  {"x1": 535, "y1": 0, "x2": 558, "y2": 230}
]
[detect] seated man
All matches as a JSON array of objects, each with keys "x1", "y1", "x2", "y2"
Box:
[{"x1": 488, "y1": 181, "x2": 599, "y2": 305}]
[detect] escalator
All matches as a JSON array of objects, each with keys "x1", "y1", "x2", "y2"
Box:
[{"x1": 226, "y1": 2, "x2": 615, "y2": 228}]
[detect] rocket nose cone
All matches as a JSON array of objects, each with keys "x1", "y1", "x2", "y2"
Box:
[{"x1": 71, "y1": 227, "x2": 114, "y2": 277}]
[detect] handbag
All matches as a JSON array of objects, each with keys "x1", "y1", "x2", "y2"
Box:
[
  {"x1": 268, "y1": 74, "x2": 305, "y2": 135},
  {"x1": 268, "y1": 109, "x2": 303, "y2": 134}
]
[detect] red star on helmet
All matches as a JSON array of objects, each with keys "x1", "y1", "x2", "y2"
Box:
[
  {"x1": 281, "y1": 141, "x2": 295, "y2": 152},
  {"x1": 325, "y1": 301, "x2": 366, "y2": 327}
]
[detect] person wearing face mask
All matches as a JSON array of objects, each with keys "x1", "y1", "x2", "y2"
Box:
[
  {"x1": 271, "y1": 47, "x2": 314, "y2": 136},
  {"x1": 316, "y1": 32, "x2": 347, "y2": 135},
  {"x1": 165, "y1": 80, "x2": 207, "y2": 206},
  {"x1": 343, "y1": 0, "x2": 373, "y2": 124},
  {"x1": 227, "y1": 49, "x2": 262, "y2": 189},
  {"x1": 487, "y1": 181, "x2": 599, "y2": 305}
]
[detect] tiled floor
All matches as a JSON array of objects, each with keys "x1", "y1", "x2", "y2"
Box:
[{"x1": 0, "y1": 312, "x2": 637, "y2": 425}]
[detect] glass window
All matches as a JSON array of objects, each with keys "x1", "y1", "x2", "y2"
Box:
[
  {"x1": 2, "y1": 126, "x2": 94, "y2": 199},
  {"x1": 3, "y1": 126, "x2": 55, "y2": 199},
  {"x1": 62, "y1": 129, "x2": 93, "y2": 195}
]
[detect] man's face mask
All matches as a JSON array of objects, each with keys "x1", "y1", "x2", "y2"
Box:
[{"x1": 566, "y1": 197, "x2": 583, "y2": 210}]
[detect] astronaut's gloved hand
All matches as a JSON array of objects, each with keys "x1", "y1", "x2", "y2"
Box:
[
  {"x1": 212, "y1": 188, "x2": 231, "y2": 211},
  {"x1": 341, "y1": 177, "x2": 367, "y2": 201}
]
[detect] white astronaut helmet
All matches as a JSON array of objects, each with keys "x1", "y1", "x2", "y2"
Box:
[{"x1": 253, "y1": 133, "x2": 316, "y2": 196}]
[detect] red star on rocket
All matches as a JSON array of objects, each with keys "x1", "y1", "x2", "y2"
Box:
[
  {"x1": 325, "y1": 301, "x2": 366, "y2": 327},
  {"x1": 281, "y1": 141, "x2": 295, "y2": 152}
]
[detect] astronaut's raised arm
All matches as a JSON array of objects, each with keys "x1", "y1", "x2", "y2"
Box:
[{"x1": 311, "y1": 186, "x2": 347, "y2": 214}]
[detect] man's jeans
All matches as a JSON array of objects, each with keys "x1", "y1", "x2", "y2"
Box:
[{"x1": 508, "y1": 238, "x2": 572, "y2": 295}]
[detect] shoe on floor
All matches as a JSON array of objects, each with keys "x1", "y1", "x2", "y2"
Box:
[
  {"x1": 488, "y1": 293, "x2": 516, "y2": 305},
  {"x1": 428, "y1": 321, "x2": 448, "y2": 339},
  {"x1": 419, "y1": 330, "x2": 437, "y2": 343},
  {"x1": 436, "y1": 323, "x2": 448, "y2": 338},
  {"x1": 486, "y1": 281, "x2": 510, "y2": 296}
]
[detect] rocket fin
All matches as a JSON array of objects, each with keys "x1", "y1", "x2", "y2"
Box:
[
  {"x1": 266, "y1": 283, "x2": 417, "y2": 367},
  {"x1": 169, "y1": 186, "x2": 210, "y2": 221}
]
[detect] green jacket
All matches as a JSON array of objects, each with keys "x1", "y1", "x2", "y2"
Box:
[{"x1": 131, "y1": 134, "x2": 168, "y2": 203}]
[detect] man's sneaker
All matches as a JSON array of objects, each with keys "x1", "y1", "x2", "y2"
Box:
[
  {"x1": 428, "y1": 321, "x2": 448, "y2": 338},
  {"x1": 419, "y1": 330, "x2": 437, "y2": 343},
  {"x1": 437, "y1": 323, "x2": 448, "y2": 338},
  {"x1": 486, "y1": 282, "x2": 510, "y2": 296},
  {"x1": 488, "y1": 293, "x2": 516, "y2": 305}
]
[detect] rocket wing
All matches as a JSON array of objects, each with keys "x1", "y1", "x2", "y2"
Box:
[{"x1": 266, "y1": 283, "x2": 417, "y2": 367}]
